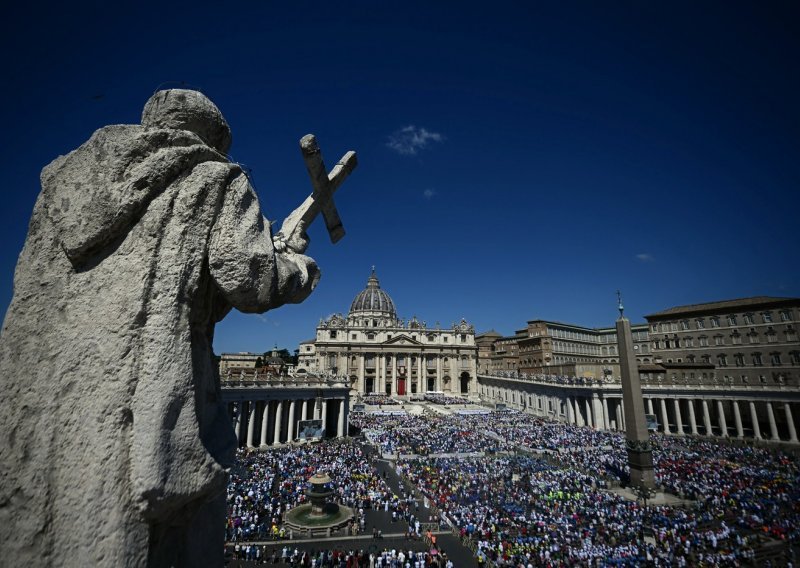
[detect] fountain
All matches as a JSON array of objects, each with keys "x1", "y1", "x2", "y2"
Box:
[{"x1": 283, "y1": 471, "x2": 354, "y2": 536}]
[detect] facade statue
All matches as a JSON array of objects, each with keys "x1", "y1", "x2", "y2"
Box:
[{"x1": 0, "y1": 89, "x2": 354, "y2": 566}]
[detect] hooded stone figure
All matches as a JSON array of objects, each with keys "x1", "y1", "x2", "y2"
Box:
[{"x1": 0, "y1": 90, "x2": 321, "y2": 566}]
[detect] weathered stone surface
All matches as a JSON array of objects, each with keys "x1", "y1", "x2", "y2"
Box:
[{"x1": 0, "y1": 90, "x2": 321, "y2": 566}]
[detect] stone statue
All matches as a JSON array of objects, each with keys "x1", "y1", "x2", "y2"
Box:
[{"x1": 0, "y1": 89, "x2": 355, "y2": 566}]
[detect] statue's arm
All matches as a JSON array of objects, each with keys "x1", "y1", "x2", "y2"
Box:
[{"x1": 208, "y1": 171, "x2": 320, "y2": 312}]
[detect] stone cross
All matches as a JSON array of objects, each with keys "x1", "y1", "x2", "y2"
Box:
[{"x1": 276, "y1": 134, "x2": 357, "y2": 249}]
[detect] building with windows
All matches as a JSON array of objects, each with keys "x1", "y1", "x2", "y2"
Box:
[
  {"x1": 297, "y1": 269, "x2": 478, "y2": 397},
  {"x1": 517, "y1": 319, "x2": 651, "y2": 378},
  {"x1": 476, "y1": 296, "x2": 800, "y2": 445}
]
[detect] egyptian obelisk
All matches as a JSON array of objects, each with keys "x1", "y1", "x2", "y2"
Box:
[{"x1": 616, "y1": 292, "x2": 656, "y2": 489}]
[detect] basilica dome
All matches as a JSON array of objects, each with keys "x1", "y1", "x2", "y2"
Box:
[{"x1": 348, "y1": 269, "x2": 397, "y2": 320}]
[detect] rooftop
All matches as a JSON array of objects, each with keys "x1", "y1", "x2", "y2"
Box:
[{"x1": 645, "y1": 296, "x2": 798, "y2": 319}]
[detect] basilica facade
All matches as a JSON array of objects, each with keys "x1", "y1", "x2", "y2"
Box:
[{"x1": 297, "y1": 270, "x2": 478, "y2": 397}]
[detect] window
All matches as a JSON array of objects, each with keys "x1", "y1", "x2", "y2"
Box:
[
  {"x1": 791, "y1": 351, "x2": 800, "y2": 365},
  {"x1": 681, "y1": 320, "x2": 689, "y2": 330},
  {"x1": 762, "y1": 312, "x2": 773, "y2": 323},
  {"x1": 699, "y1": 336, "x2": 709, "y2": 347},
  {"x1": 786, "y1": 328, "x2": 797, "y2": 342},
  {"x1": 696, "y1": 319, "x2": 705, "y2": 329},
  {"x1": 766, "y1": 329, "x2": 777, "y2": 343},
  {"x1": 752, "y1": 353, "x2": 763, "y2": 366},
  {"x1": 329, "y1": 330, "x2": 337, "y2": 339},
  {"x1": 743, "y1": 313, "x2": 754, "y2": 325},
  {"x1": 671, "y1": 323, "x2": 678, "y2": 332},
  {"x1": 770, "y1": 353, "x2": 782, "y2": 365},
  {"x1": 351, "y1": 333, "x2": 357, "y2": 340},
  {"x1": 734, "y1": 353, "x2": 745, "y2": 366},
  {"x1": 711, "y1": 317, "x2": 720, "y2": 328},
  {"x1": 748, "y1": 331, "x2": 759, "y2": 344},
  {"x1": 717, "y1": 354, "x2": 728, "y2": 367},
  {"x1": 443, "y1": 336, "x2": 448, "y2": 343},
  {"x1": 714, "y1": 335, "x2": 724, "y2": 346},
  {"x1": 727, "y1": 315, "x2": 737, "y2": 326},
  {"x1": 367, "y1": 333, "x2": 375, "y2": 340},
  {"x1": 701, "y1": 354, "x2": 710, "y2": 364},
  {"x1": 780, "y1": 310, "x2": 792, "y2": 322},
  {"x1": 685, "y1": 336, "x2": 694, "y2": 347},
  {"x1": 731, "y1": 332, "x2": 742, "y2": 345}
]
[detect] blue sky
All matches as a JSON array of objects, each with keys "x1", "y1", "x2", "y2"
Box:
[{"x1": 1, "y1": 2, "x2": 798, "y2": 354}]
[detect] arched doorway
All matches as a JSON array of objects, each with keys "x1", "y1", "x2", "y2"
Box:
[{"x1": 460, "y1": 372, "x2": 470, "y2": 394}]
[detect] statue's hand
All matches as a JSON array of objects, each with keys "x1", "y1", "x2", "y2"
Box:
[{"x1": 274, "y1": 215, "x2": 310, "y2": 255}]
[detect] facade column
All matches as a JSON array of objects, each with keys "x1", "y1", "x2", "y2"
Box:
[
  {"x1": 418, "y1": 353, "x2": 424, "y2": 394},
  {"x1": 322, "y1": 399, "x2": 329, "y2": 434},
  {"x1": 358, "y1": 355, "x2": 365, "y2": 394},
  {"x1": 732, "y1": 401, "x2": 744, "y2": 438},
  {"x1": 766, "y1": 402, "x2": 780, "y2": 441},
  {"x1": 602, "y1": 397, "x2": 610, "y2": 431},
  {"x1": 660, "y1": 398, "x2": 671, "y2": 434},
  {"x1": 337, "y1": 399, "x2": 346, "y2": 437},
  {"x1": 436, "y1": 356, "x2": 442, "y2": 392},
  {"x1": 716, "y1": 400, "x2": 728, "y2": 438},
  {"x1": 246, "y1": 401, "x2": 257, "y2": 448},
  {"x1": 749, "y1": 401, "x2": 762, "y2": 439},
  {"x1": 701, "y1": 400, "x2": 712, "y2": 436},
  {"x1": 592, "y1": 394, "x2": 604, "y2": 429},
  {"x1": 273, "y1": 400, "x2": 283, "y2": 445},
  {"x1": 647, "y1": 398, "x2": 655, "y2": 416},
  {"x1": 619, "y1": 399, "x2": 626, "y2": 430},
  {"x1": 673, "y1": 399, "x2": 684, "y2": 436},
  {"x1": 785, "y1": 403, "x2": 798, "y2": 443},
  {"x1": 391, "y1": 354, "x2": 397, "y2": 395},
  {"x1": 286, "y1": 400, "x2": 296, "y2": 443},
  {"x1": 615, "y1": 400, "x2": 624, "y2": 430},
  {"x1": 687, "y1": 399, "x2": 699, "y2": 435},
  {"x1": 259, "y1": 400, "x2": 270, "y2": 448}
]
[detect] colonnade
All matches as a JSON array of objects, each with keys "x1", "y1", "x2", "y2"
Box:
[
  {"x1": 478, "y1": 378, "x2": 799, "y2": 444},
  {"x1": 228, "y1": 396, "x2": 349, "y2": 449}
]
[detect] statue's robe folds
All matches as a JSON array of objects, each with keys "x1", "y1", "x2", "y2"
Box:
[{"x1": 0, "y1": 124, "x2": 319, "y2": 567}]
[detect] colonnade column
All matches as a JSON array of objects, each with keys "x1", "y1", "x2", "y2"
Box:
[
  {"x1": 602, "y1": 397, "x2": 610, "y2": 431},
  {"x1": 673, "y1": 399, "x2": 684, "y2": 436},
  {"x1": 273, "y1": 400, "x2": 283, "y2": 445},
  {"x1": 766, "y1": 402, "x2": 780, "y2": 441},
  {"x1": 592, "y1": 394, "x2": 604, "y2": 429},
  {"x1": 749, "y1": 401, "x2": 762, "y2": 440},
  {"x1": 732, "y1": 401, "x2": 744, "y2": 438},
  {"x1": 259, "y1": 401, "x2": 270, "y2": 449},
  {"x1": 660, "y1": 398, "x2": 671, "y2": 434},
  {"x1": 337, "y1": 399, "x2": 346, "y2": 437},
  {"x1": 565, "y1": 397, "x2": 574, "y2": 425},
  {"x1": 301, "y1": 399, "x2": 308, "y2": 422},
  {"x1": 717, "y1": 400, "x2": 728, "y2": 438},
  {"x1": 235, "y1": 403, "x2": 243, "y2": 440},
  {"x1": 246, "y1": 402, "x2": 257, "y2": 448},
  {"x1": 785, "y1": 403, "x2": 798, "y2": 443},
  {"x1": 322, "y1": 399, "x2": 329, "y2": 434},
  {"x1": 584, "y1": 398, "x2": 593, "y2": 428},
  {"x1": 647, "y1": 398, "x2": 655, "y2": 416},
  {"x1": 701, "y1": 400, "x2": 712, "y2": 436},
  {"x1": 687, "y1": 400, "x2": 698, "y2": 435},
  {"x1": 616, "y1": 400, "x2": 624, "y2": 430},
  {"x1": 286, "y1": 400, "x2": 296, "y2": 443}
]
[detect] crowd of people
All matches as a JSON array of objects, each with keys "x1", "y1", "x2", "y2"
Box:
[
  {"x1": 488, "y1": 371, "x2": 617, "y2": 386},
  {"x1": 227, "y1": 439, "x2": 396, "y2": 542},
  {"x1": 226, "y1": 404, "x2": 798, "y2": 566},
  {"x1": 351, "y1": 412, "x2": 517, "y2": 456},
  {"x1": 361, "y1": 394, "x2": 401, "y2": 406},
  {"x1": 424, "y1": 393, "x2": 474, "y2": 406},
  {"x1": 229, "y1": 545, "x2": 453, "y2": 567}
]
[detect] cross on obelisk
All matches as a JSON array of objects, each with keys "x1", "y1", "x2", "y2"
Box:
[{"x1": 616, "y1": 291, "x2": 656, "y2": 489}]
